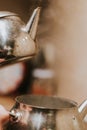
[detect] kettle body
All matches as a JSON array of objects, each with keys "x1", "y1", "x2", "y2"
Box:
[
  {"x1": 0, "y1": 7, "x2": 40, "y2": 67},
  {"x1": 4, "y1": 95, "x2": 87, "y2": 130}
]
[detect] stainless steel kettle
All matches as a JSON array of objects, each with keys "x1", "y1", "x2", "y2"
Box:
[
  {"x1": 0, "y1": 7, "x2": 41, "y2": 67},
  {"x1": 4, "y1": 95, "x2": 87, "y2": 130}
]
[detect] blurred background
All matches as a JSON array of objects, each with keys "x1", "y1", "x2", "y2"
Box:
[{"x1": 0, "y1": 0, "x2": 87, "y2": 110}]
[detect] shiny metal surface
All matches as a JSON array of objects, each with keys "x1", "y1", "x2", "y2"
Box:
[
  {"x1": 0, "y1": 7, "x2": 40, "y2": 67},
  {"x1": 15, "y1": 95, "x2": 77, "y2": 109},
  {"x1": 4, "y1": 95, "x2": 87, "y2": 130},
  {"x1": 0, "y1": 11, "x2": 17, "y2": 17},
  {"x1": 0, "y1": 54, "x2": 35, "y2": 67}
]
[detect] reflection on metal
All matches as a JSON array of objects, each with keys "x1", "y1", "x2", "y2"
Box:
[
  {"x1": 5, "y1": 95, "x2": 87, "y2": 130},
  {"x1": 0, "y1": 7, "x2": 41, "y2": 67}
]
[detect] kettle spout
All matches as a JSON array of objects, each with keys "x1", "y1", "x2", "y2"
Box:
[
  {"x1": 78, "y1": 99, "x2": 87, "y2": 120},
  {"x1": 24, "y1": 7, "x2": 41, "y2": 40}
]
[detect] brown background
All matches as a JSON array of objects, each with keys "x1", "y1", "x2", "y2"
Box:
[{"x1": 0, "y1": 0, "x2": 87, "y2": 109}]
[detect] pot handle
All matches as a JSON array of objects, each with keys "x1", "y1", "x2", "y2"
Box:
[{"x1": 78, "y1": 99, "x2": 87, "y2": 120}]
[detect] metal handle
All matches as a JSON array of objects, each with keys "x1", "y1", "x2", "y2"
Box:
[{"x1": 78, "y1": 99, "x2": 87, "y2": 121}]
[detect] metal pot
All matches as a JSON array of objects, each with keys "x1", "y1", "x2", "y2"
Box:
[
  {"x1": 0, "y1": 7, "x2": 41, "y2": 67},
  {"x1": 4, "y1": 95, "x2": 87, "y2": 130}
]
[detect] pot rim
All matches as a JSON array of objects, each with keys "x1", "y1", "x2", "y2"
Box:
[{"x1": 15, "y1": 94, "x2": 78, "y2": 110}]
